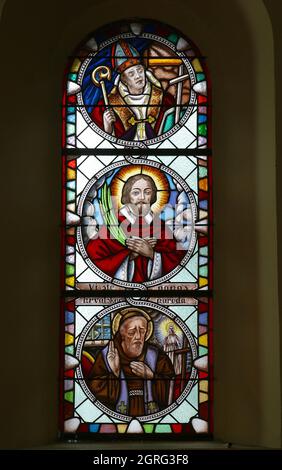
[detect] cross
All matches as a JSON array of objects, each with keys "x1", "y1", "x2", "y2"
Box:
[
  {"x1": 146, "y1": 58, "x2": 189, "y2": 125},
  {"x1": 117, "y1": 401, "x2": 127, "y2": 414},
  {"x1": 174, "y1": 338, "x2": 190, "y2": 393}
]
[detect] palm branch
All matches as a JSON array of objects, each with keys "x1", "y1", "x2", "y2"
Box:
[{"x1": 100, "y1": 183, "x2": 126, "y2": 246}]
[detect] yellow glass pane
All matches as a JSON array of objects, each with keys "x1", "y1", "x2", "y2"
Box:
[
  {"x1": 67, "y1": 168, "x2": 76, "y2": 180},
  {"x1": 199, "y1": 380, "x2": 208, "y2": 393},
  {"x1": 70, "y1": 58, "x2": 81, "y2": 73},
  {"x1": 148, "y1": 58, "x2": 182, "y2": 66},
  {"x1": 65, "y1": 333, "x2": 74, "y2": 346},
  {"x1": 66, "y1": 276, "x2": 75, "y2": 287},
  {"x1": 199, "y1": 178, "x2": 208, "y2": 191},
  {"x1": 199, "y1": 210, "x2": 208, "y2": 220},
  {"x1": 199, "y1": 392, "x2": 208, "y2": 403},
  {"x1": 192, "y1": 58, "x2": 203, "y2": 72},
  {"x1": 199, "y1": 277, "x2": 208, "y2": 287},
  {"x1": 199, "y1": 334, "x2": 208, "y2": 346},
  {"x1": 117, "y1": 424, "x2": 128, "y2": 434}
]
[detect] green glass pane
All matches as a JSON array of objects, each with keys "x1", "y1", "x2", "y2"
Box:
[
  {"x1": 68, "y1": 73, "x2": 77, "y2": 81},
  {"x1": 155, "y1": 424, "x2": 172, "y2": 433},
  {"x1": 64, "y1": 391, "x2": 74, "y2": 403},
  {"x1": 199, "y1": 346, "x2": 208, "y2": 356},
  {"x1": 167, "y1": 33, "x2": 178, "y2": 44},
  {"x1": 199, "y1": 246, "x2": 208, "y2": 256},
  {"x1": 143, "y1": 424, "x2": 154, "y2": 433},
  {"x1": 65, "y1": 345, "x2": 74, "y2": 354},
  {"x1": 67, "y1": 123, "x2": 75, "y2": 136},
  {"x1": 196, "y1": 73, "x2": 205, "y2": 82},
  {"x1": 163, "y1": 109, "x2": 187, "y2": 133},
  {"x1": 67, "y1": 189, "x2": 75, "y2": 202},
  {"x1": 199, "y1": 265, "x2": 208, "y2": 277},
  {"x1": 199, "y1": 166, "x2": 208, "y2": 178},
  {"x1": 198, "y1": 123, "x2": 207, "y2": 136},
  {"x1": 66, "y1": 264, "x2": 75, "y2": 276},
  {"x1": 163, "y1": 112, "x2": 174, "y2": 133}
]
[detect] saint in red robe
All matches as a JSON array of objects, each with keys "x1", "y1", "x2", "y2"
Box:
[
  {"x1": 91, "y1": 80, "x2": 175, "y2": 140},
  {"x1": 86, "y1": 208, "x2": 186, "y2": 283}
]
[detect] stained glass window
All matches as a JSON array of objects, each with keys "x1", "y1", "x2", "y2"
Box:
[{"x1": 61, "y1": 19, "x2": 212, "y2": 438}]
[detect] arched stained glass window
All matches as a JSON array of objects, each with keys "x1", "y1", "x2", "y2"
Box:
[{"x1": 61, "y1": 19, "x2": 212, "y2": 438}]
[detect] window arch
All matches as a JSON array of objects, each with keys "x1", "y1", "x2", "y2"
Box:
[{"x1": 61, "y1": 19, "x2": 212, "y2": 438}]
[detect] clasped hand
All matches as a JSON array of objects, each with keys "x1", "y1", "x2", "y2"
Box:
[{"x1": 126, "y1": 237, "x2": 157, "y2": 259}]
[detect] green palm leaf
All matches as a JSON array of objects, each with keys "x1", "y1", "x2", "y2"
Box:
[{"x1": 100, "y1": 183, "x2": 126, "y2": 246}]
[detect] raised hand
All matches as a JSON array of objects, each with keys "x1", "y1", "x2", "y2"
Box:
[
  {"x1": 103, "y1": 108, "x2": 116, "y2": 133},
  {"x1": 107, "y1": 340, "x2": 120, "y2": 377},
  {"x1": 126, "y1": 238, "x2": 154, "y2": 259},
  {"x1": 130, "y1": 361, "x2": 154, "y2": 379}
]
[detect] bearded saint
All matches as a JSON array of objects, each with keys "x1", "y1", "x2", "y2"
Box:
[
  {"x1": 87, "y1": 308, "x2": 175, "y2": 416},
  {"x1": 86, "y1": 174, "x2": 186, "y2": 283}
]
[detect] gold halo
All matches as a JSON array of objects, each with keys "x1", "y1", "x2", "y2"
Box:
[
  {"x1": 166, "y1": 321, "x2": 175, "y2": 333},
  {"x1": 111, "y1": 165, "x2": 170, "y2": 212},
  {"x1": 112, "y1": 307, "x2": 153, "y2": 341},
  {"x1": 159, "y1": 318, "x2": 182, "y2": 337}
]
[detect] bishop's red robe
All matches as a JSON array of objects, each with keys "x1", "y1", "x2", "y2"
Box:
[{"x1": 91, "y1": 84, "x2": 175, "y2": 140}]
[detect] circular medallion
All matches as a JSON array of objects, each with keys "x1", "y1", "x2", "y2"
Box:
[
  {"x1": 77, "y1": 29, "x2": 197, "y2": 147},
  {"x1": 76, "y1": 301, "x2": 198, "y2": 422},
  {"x1": 77, "y1": 160, "x2": 197, "y2": 288}
]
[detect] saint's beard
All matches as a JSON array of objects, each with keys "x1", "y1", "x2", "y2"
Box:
[{"x1": 121, "y1": 339, "x2": 144, "y2": 358}]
